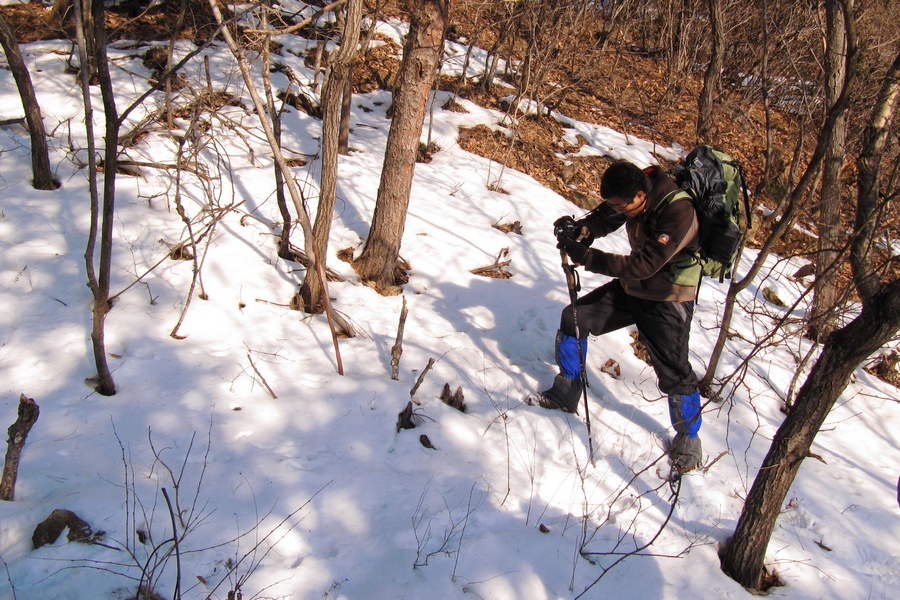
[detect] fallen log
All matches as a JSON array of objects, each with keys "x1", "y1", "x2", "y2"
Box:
[{"x1": 1, "y1": 394, "x2": 40, "y2": 501}]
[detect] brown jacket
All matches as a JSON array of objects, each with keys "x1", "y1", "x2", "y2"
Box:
[{"x1": 580, "y1": 166, "x2": 700, "y2": 301}]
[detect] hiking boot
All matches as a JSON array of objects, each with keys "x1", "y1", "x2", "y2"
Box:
[
  {"x1": 668, "y1": 432, "x2": 703, "y2": 473},
  {"x1": 535, "y1": 374, "x2": 582, "y2": 414}
]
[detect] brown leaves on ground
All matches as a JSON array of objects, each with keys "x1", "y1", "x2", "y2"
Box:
[
  {"x1": 1, "y1": 1, "x2": 221, "y2": 45},
  {"x1": 457, "y1": 119, "x2": 605, "y2": 211}
]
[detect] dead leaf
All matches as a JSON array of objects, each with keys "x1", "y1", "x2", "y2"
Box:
[{"x1": 601, "y1": 358, "x2": 621, "y2": 378}]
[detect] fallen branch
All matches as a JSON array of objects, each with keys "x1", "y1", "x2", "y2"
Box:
[
  {"x1": 492, "y1": 219, "x2": 522, "y2": 235},
  {"x1": 247, "y1": 352, "x2": 278, "y2": 399},
  {"x1": 409, "y1": 358, "x2": 436, "y2": 403},
  {"x1": 1, "y1": 394, "x2": 40, "y2": 501},
  {"x1": 281, "y1": 243, "x2": 346, "y2": 282},
  {"x1": 391, "y1": 297, "x2": 409, "y2": 380},
  {"x1": 470, "y1": 247, "x2": 512, "y2": 278}
]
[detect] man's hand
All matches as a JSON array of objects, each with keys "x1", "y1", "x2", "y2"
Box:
[
  {"x1": 557, "y1": 236, "x2": 590, "y2": 265},
  {"x1": 553, "y1": 216, "x2": 579, "y2": 241},
  {"x1": 554, "y1": 215, "x2": 592, "y2": 244}
]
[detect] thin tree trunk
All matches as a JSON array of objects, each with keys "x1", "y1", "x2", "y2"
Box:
[
  {"x1": 720, "y1": 285, "x2": 900, "y2": 588},
  {"x1": 696, "y1": 0, "x2": 723, "y2": 144},
  {"x1": 76, "y1": 0, "x2": 117, "y2": 395},
  {"x1": 298, "y1": 0, "x2": 362, "y2": 312},
  {"x1": 256, "y1": 1, "x2": 292, "y2": 260},
  {"x1": 339, "y1": 71, "x2": 353, "y2": 154},
  {"x1": 0, "y1": 16, "x2": 57, "y2": 190},
  {"x1": 808, "y1": 0, "x2": 852, "y2": 341},
  {"x1": 853, "y1": 49, "x2": 900, "y2": 303},
  {"x1": 206, "y1": 0, "x2": 355, "y2": 377},
  {"x1": 164, "y1": 0, "x2": 189, "y2": 130},
  {"x1": 352, "y1": 0, "x2": 450, "y2": 292},
  {"x1": 759, "y1": 0, "x2": 775, "y2": 191}
]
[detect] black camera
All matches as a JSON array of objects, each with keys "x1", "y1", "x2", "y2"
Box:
[{"x1": 554, "y1": 216, "x2": 580, "y2": 241}]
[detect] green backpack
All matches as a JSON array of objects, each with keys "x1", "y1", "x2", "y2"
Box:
[{"x1": 652, "y1": 145, "x2": 752, "y2": 285}]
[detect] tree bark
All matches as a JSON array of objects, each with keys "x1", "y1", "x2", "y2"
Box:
[
  {"x1": 696, "y1": 0, "x2": 723, "y2": 144},
  {"x1": 720, "y1": 284, "x2": 900, "y2": 588},
  {"x1": 1, "y1": 394, "x2": 40, "y2": 501},
  {"x1": 0, "y1": 16, "x2": 57, "y2": 190},
  {"x1": 808, "y1": 0, "x2": 852, "y2": 341},
  {"x1": 298, "y1": 0, "x2": 362, "y2": 312},
  {"x1": 852, "y1": 49, "x2": 900, "y2": 305},
  {"x1": 352, "y1": 0, "x2": 450, "y2": 292},
  {"x1": 339, "y1": 71, "x2": 353, "y2": 154},
  {"x1": 76, "y1": 0, "x2": 117, "y2": 395}
]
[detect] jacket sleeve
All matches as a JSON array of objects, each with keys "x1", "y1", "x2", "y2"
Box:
[
  {"x1": 582, "y1": 199, "x2": 697, "y2": 280},
  {"x1": 579, "y1": 203, "x2": 626, "y2": 241}
]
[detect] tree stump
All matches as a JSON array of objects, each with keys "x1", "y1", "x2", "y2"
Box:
[{"x1": 1, "y1": 393, "x2": 40, "y2": 501}]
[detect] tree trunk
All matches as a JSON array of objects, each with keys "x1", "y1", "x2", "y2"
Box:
[
  {"x1": 77, "y1": 0, "x2": 117, "y2": 395},
  {"x1": 206, "y1": 0, "x2": 356, "y2": 365},
  {"x1": 720, "y1": 285, "x2": 900, "y2": 588},
  {"x1": 852, "y1": 49, "x2": 900, "y2": 303},
  {"x1": 808, "y1": 0, "x2": 852, "y2": 341},
  {"x1": 298, "y1": 0, "x2": 362, "y2": 313},
  {"x1": 339, "y1": 62, "x2": 353, "y2": 154},
  {"x1": 701, "y1": 0, "x2": 857, "y2": 390},
  {"x1": 352, "y1": 0, "x2": 450, "y2": 292},
  {"x1": 259, "y1": 1, "x2": 292, "y2": 260},
  {"x1": 94, "y1": 0, "x2": 119, "y2": 396},
  {"x1": 0, "y1": 16, "x2": 57, "y2": 190},
  {"x1": 695, "y1": 0, "x2": 723, "y2": 144}
]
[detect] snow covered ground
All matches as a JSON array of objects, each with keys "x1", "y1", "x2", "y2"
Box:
[{"x1": 1, "y1": 11, "x2": 898, "y2": 600}]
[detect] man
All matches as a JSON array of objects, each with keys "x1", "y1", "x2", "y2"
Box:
[{"x1": 535, "y1": 159, "x2": 704, "y2": 473}]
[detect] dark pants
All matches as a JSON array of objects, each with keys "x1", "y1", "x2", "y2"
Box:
[{"x1": 560, "y1": 279, "x2": 698, "y2": 396}]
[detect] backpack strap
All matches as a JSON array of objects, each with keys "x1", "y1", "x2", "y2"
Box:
[
  {"x1": 648, "y1": 189, "x2": 703, "y2": 294},
  {"x1": 647, "y1": 189, "x2": 693, "y2": 230},
  {"x1": 719, "y1": 157, "x2": 753, "y2": 230}
]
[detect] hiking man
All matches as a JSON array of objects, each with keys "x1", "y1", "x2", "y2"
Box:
[{"x1": 535, "y1": 159, "x2": 704, "y2": 472}]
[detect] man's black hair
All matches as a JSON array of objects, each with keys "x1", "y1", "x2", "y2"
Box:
[{"x1": 600, "y1": 160, "x2": 651, "y2": 201}]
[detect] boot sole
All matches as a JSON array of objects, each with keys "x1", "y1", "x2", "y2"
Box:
[{"x1": 536, "y1": 394, "x2": 579, "y2": 414}]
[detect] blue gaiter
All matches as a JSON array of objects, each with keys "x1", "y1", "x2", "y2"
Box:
[
  {"x1": 668, "y1": 389, "x2": 702, "y2": 437},
  {"x1": 557, "y1": 333, "x2": 588, "y2": 380}
]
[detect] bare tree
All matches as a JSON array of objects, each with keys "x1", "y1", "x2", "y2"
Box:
[
  {"x1": 77, "y1": 0, "x2": 118, "y2": 395},
  {"x1": 0, "y1": 15, "x2": 57, "y2": 190},
  {"x1": 720, "y1": 9, "x2": 900, "y2": 592},
  {"x1": 297, "y1": 0, "x2": 362, "y2": 312},
  {"x1": 207, "y1": 0, "x2": 354, "y2": 376},
  {"x1": 699, "y1": 0, "x2": 857, "y2": 392},
  {"x1": 352, "y1": 0, "x2": 450, "y2": 292},
  {"x1": 808, "y1": 0, "x2": 853, "y2": 340},
  {"x1": 696, "y1": 0, "x2": 724, "y2": 143}
]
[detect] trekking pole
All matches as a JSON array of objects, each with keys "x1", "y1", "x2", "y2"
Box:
[{"x1": 561, "y1": 250, "x2": 596, "y2": 466}]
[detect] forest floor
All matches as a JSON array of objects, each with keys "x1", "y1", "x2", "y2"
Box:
[
  {"x1": 3, "y1": 1, "x2": 791, "y2": 204},
  {"x1": 0, "y1": 1, "x2": 840, "y2": 292}
]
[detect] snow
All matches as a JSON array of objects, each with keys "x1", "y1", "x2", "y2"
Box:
[{"x1": 1, "y1": 24, "x2": 899, "y2": 600}]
